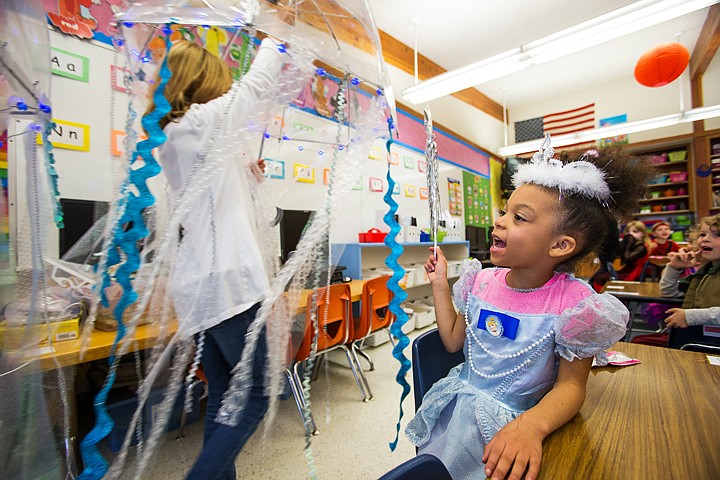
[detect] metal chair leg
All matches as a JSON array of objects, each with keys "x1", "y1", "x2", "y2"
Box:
[
  {"x1": 292, "y1": 365, "x2": 320, "y2": 436},
  {"x1": 348, "y1": 345, "x2": 374, "y2": 402},
  {"x1": 286, "y1": 367, "x2": 318, "y2": 435},
  {"x1": 353, "y1": 342, "x2": 375, "y2": 371}
]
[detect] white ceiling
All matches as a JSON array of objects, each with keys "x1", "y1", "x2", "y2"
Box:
[{"x1": 366, "y1": 0, "x2": 713, "y2": 109}]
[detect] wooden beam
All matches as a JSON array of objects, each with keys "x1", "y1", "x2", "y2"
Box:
[
  {"x1": 690, "y1": 4, "x2": 720, "y2": 80},
  {"x1": 378, "y1": 30, "x2": 505, "y2": 122},
  {"x1": 295, "y1": 0, "x2": 505, "y2": 122},
  {"x1": 690, "y1": 75, "x2": 704, "y2": 132}
]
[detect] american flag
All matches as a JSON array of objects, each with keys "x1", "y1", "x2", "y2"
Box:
[{"x1": 514, "y1": 103, "x2": 596, "y2": 151}]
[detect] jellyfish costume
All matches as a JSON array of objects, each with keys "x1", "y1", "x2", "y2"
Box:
[{"x1": 75, "y1": 1, "x2": 398, "y2": 479}]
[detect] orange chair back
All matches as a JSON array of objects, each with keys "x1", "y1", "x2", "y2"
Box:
[
  {"x1": 352, "y1": 275, "x2": 394, "y2": 341},
  {"x1": 296, "y1": 283, "x2": 353, "y2": 361}
]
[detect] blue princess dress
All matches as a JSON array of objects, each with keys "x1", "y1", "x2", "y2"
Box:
[{"x1": 405, "y1": 260, "x2": 629, "y2": 479}]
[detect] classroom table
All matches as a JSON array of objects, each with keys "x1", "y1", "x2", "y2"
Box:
[
  {"x1": 602, "y1": 280, "x2": 683, "y2": 340},
  {"x1": 602, "y1": 280, "x2": 683, "y2": 305},
  {"x1": 36, "y1": 279, "x2": 366, "y2": 371},
  {"x1": 539, "y1": 342, "x2": 720, "y2": 479}
]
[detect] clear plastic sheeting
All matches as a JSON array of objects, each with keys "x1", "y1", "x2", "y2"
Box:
[
  {"x1": 0, "y1": 1, "x2": 74, "y2": 479},
  {"x1": 117, "y1": 0, "x2": 396, "y2": 115},
  {"x1": 0, "y1": 0, "x2": 52, "y2": 131},
  {"x1": 76, "y1": 1, "x2": 394, "y2": 478}
]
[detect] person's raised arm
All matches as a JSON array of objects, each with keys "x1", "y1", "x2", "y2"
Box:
[
  {"x1": 425, "y1": 246, "x2": 466, "y2": 352},
  {"x1": 482, "y1": 356, "x2": 592, "y2": 480}
]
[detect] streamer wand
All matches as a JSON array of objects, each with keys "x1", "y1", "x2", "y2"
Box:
[{"x1": 424, "y1": 106, "x2": 440, "y2": 258}]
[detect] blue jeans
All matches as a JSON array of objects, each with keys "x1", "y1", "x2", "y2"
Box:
[{"x1": 186, "y1": 304, "x2": 268, "y2": 480}]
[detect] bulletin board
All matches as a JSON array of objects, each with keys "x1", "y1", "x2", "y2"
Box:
[{"x1": 463, "y1": 171, "x2": 492, "y2": 227}]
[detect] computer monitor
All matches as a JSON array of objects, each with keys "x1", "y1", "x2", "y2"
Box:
[
  {"x1": 465, "y1": 225, "x2": 488, "y2": 258},
  {"x1": 279, "y1": 209, "x2": 314, "y2": 264},
  {"x1": 59, "y1": 198, "x2": 109, "y2": 265}
]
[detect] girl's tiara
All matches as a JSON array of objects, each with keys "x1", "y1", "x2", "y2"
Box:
[{"x1": 512, "y1": 134, "x2": 611, "y2": 203}]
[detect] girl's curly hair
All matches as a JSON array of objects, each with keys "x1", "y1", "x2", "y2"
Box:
[{"x1": 552, "y1": 145, "x2": 656, "y2": 272}]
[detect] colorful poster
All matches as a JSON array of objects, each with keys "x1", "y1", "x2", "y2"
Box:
[
  {"x1": 463, "y1": 171, "x2": 492, "y2": 227},
  {"x1": 599, "y1": 114, "x2": 628, "y2": 146},
  {"x1": 447, "y1": 178, "x2": 462, "y2": 217}
]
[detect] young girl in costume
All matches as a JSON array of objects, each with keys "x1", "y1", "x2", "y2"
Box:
[
  {"x1": 405, "y1": 139, "x2": 654, "y2": 480},
  {"x1": 615, "y1": 220, "x2": 651, "y2": 281},
  {"x1": 146, "y1": 21, "x2": 314, "y2": 479}
]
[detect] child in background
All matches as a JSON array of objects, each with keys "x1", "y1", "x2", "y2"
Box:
[
  {"x1": 616, "y1": 220, "x2": 650, "y2": 281},
  {"x1": 649, "y1": 221, "x2": 680, "y2": 256},
  {"x1": 662, "y1": 214, "x2": 720, "y2": 328},
  {"x1": 405, "y1": 140, "x2": 654, "y2": 480}
]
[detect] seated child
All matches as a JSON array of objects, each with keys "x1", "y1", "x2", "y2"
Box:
[
  {"x1": 649, "y1": 221, "x2": 680, "y2": 256},
  {"x1": 663, "y1": 214, "x2": 720, "y2": 329},
  {"x1": 405, "y1": 140, "x2": 654, "y2": 480},
  {"x1": 615, "y1": 220, "x2": 651, "y2": 281}
]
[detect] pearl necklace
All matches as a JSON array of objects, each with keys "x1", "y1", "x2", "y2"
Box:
[{"x1": 463, "y1": 295, "x2": 554, "y2": 378}]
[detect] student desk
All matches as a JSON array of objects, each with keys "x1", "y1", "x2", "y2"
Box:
[
  {"x1": 602, "y1": 281, "x2": 683, "y2": 340},
  {"x1": 36, "y1": 279, "x2": 366, "y2": 371},
  {"x1": 602, "y1": 280, "x2": 683, "y2": 305},
  {"x1": 539, "y1": 342, "x2": 720, "y2": 479}
]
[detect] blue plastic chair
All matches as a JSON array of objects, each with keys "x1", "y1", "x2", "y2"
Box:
[
  {"x1": 412, "y1": 328, "x2": 464, "y2": 411},
  {"x1": 377, "y1": 454, "x2": 452, "y2": 480}
]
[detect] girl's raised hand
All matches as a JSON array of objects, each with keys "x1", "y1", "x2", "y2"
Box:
[{"x1": 424, "y1": 246, "x2": 447, "y2": 284}]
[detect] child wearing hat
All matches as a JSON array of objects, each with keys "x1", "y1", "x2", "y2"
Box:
[{"x1": 650, "y1": 221, "x2": 680, "y2": 256}]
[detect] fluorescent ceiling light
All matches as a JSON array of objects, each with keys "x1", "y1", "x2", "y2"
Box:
[
  {"x1": 402, "y1": 0, "x2": 718, "y2": 104},
  {"x1": 497, "y1": 104, "x2": 720, "y2": 157}
]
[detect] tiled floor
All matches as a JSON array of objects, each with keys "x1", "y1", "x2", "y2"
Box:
[{"x1": 107, "y1": 327, "x2": 428, "y2": 479}]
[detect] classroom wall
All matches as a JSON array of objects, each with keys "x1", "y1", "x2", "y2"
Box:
[
  {"x1": 41, "y1": 28, "x2": 493, "y2": 253},
  {"x1": 383, "y1": 63, "x2": 506, "y2": 155},
  {"x1": 508, "y1": 50, "x2": 720, "y2": 144}
]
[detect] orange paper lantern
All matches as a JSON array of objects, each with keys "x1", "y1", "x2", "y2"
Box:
[{"x1": 634, "y1": 42, "x2": 690, "y2": 87}]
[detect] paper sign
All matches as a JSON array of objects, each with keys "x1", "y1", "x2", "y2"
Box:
[
  {"x1": 51, "y1": 47, "x2": 89, "y2": 82},
  {"x1": 707, "y1": 356, "x2": 720, "y2": 366},
  {"x1": 111, "y1": 65, "x2": 132, "y2": 93},
  {"x1": 111, "y1": 130, "x2": 148, "y2": 157},
  {"x1": 294, "y1": 164, "x2": 314, "y2": 183},
  {"x1": 264, "y1": 159, "x2": 285, "y2": 179},
  {"x1": 39, "y1": 119, "x2": 90, "y2": 151},
  {"x1": 369, "y1": 177, "x2": 383, "y2": 192}
]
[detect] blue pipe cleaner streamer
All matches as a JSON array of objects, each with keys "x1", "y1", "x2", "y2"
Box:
[
  {"x1": 78, "y1": 34, "x2": 172, "y2": 480},
  {"x1": 383, "y1": 117, "x2": 411, "y2": 451},
  {"x1": 40, "y1": 114, "x2": 64, "y2": 228}
]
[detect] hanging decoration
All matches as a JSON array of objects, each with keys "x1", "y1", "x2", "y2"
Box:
[
  {"x1": 634, "y1": 42, "x2": 689, "y2": 88},
  {"x1": 382, "y1": 115, "x2": 411, "y2": 451},
  {"x1": 424, "y1": 106, "x2": 441, "y2": 249}
]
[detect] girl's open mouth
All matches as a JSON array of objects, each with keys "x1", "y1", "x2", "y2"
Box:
[{"x1": 490, "y1": 236, "x2": 506, "y2": 252}]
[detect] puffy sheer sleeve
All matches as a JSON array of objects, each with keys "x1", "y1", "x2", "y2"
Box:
[
  {"x1": 554, "y1": 293, "x2": 629, "y2": 365},
  {"x1": 452, "y1": 258, "x2": 483, "y2": 309}
]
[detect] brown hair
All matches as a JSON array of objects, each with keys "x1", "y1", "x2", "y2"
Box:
[
  {"x1": 145, "y1": 41, "x2": 233, "y2": 129},
  {"x1": 697, "y1": 214, "x2": 720, "y2": 232},
  {"x1": 552, "y1": 145, "x2": 656, "y2": 272}
]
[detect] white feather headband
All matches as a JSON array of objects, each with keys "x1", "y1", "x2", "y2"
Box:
[{"x1": 512, "y1": 134, "x2": 611, "y2": 203}]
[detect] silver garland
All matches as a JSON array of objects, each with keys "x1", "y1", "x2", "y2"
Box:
[{"x1": 424, "y1": 106, "x2": 441, "y2": 246}]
